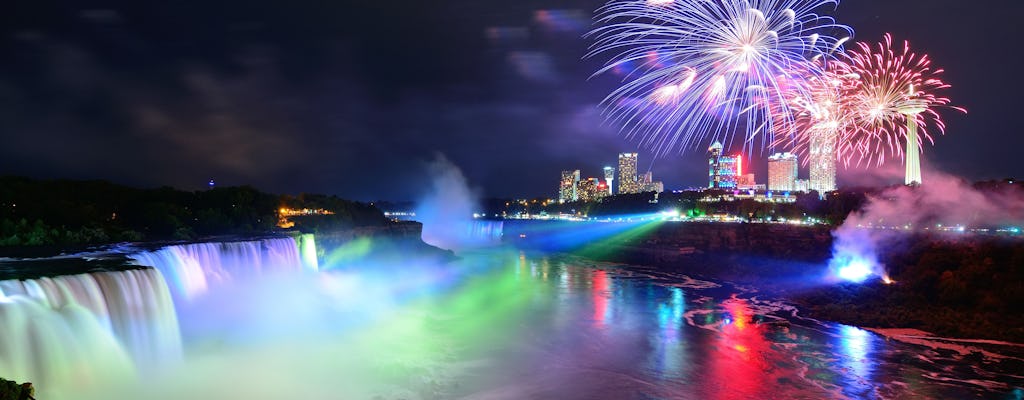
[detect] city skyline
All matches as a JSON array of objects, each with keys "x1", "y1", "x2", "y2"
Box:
[{"x1": 0, "y1": 0, "x2": 1020, "y2": 201}]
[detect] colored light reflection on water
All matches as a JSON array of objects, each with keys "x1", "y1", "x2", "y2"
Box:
[
  {"x1": 34, "y1": 247, "x2": 1024, "y2": 399},
  {"x1": 592, "y1": 269, "x2": 611, "y2": 326},
  {"x1": 837, "y1": 324, "x2": 876, "y2": 396}
]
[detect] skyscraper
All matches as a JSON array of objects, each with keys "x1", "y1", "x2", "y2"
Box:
[
  {"x1": 578, "y1": 178, "x2": 600, "y2": 202},
  {"x1": 768, "y1": 152, "x2": 798, "y2": 192},
  {"x1": 559, "y1": 170, "x2": 580, "y2": 203},
  {"x1": 808, "y1": 131, "x2": 837, "y2": 193},
  {"x1": 708, "y1": 142, "x2": 741, "y2": 189},
  {"x1": 603, "y1": 166, "x2": 615, "y2": 195},
  {"x1": 617, "y1": 153, "x2": 638, "y2": 194},
  {"x1": 708, "y1": 142, "x2": 723, "y2": 188}
]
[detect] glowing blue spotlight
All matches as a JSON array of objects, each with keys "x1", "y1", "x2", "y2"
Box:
[{"x1": 838, "y1": 260, "x2": 872, "y2": 283}]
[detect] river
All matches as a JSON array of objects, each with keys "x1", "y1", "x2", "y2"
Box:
[{"x1": 1, "y1": 236, "x2": 1022, "y2": 399}]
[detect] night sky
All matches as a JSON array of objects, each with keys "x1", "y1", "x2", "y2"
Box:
[{"x1": 1, "y1": 0, "x2": 1021, "y2": 201}]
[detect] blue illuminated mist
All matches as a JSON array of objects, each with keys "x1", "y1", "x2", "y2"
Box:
[{"x1": 414, "y1": 154, "x2": 501, "y2": 251}]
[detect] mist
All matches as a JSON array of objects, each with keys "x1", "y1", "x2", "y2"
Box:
[
  {"x1": 829, "y1": 169, "x2": 1024, "y2": 280},
  {"x1": 414, "y1": 154, "x2": 502, "y2": 251}
]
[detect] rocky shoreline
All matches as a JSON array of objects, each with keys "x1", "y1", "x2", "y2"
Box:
[{"x1": 0, "y1": 378, "x2": 33, "y2": 400}]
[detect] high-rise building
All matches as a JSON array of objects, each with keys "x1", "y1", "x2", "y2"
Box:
[
  {"x1": 708, "y1": 142, "x2": 741, "y2": 189},
  {"x1": 708, "y1": 142, "x2": 723, "y2": 188},
  {"x1": 578, "y1": 178, "x2": 601, "y2": 202},
  {"x1": 559, "y1": 170, "x2": 580, "y2": 203},
  {"x1": 603, "y1": 166, "x2": 615, "y2": 195},
  {"x1": 768, "y1": 152, "x2": 798, "y2": 192},
  {"x1": 809, "y1": 132, "x2": 837, "y2": 193},
  {"x1": 618, "y1": 153, "x2": 639, "y2": 194}
]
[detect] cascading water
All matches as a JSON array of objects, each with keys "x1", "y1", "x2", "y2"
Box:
[
  {"x1": 0, "y1": 268, "x2": 181, "y2": 391},
  {"x1": 469, "y1": 220, "x2": 504, "y2": 244},
  {"x1": 128, "y1": 236, "x2": 318, "y2": 303},
  {"x1": 0, "y1": 234, "x2": 318, "y2": 398}
]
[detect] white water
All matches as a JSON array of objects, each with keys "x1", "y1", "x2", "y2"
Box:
[
  {"x1": 129, "y1": 236, "x2": 318, "y2": 303},
  {"x1": 0, "y1": 235, "x2": 317, "y2": 397},
  {"x1": 0, "y1": 268, "x2": 180, "y2": 393}
]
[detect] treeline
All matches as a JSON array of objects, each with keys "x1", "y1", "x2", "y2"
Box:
[
  {"x1": 794, "y1": 235, "x2": 1024, "y2": 342},
  {"x1": 0, "y1": 176, "x2": 386, "y2": 247},
  {"x1": 485, "y1": 189, "x2": 868, "y2": 225}
]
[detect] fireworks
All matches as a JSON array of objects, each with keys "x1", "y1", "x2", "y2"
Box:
[
  {"x1": 772, "y1": 63, "x2": 854, "y2": 153},
  {"x1": 836, "y1": 34, "x2": 964, "y2": 166},
  {"x1": 775, "y1": 34, "x2": 963, "y2": 167},
  {"x1": 587, "y1": 0, "x2": 850, "y2": 155}
]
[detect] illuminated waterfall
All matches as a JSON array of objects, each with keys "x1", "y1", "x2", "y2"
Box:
[
  {"x1": 469, "y1": 220, "x2": 504, "y2": 244},
  {"x1": 0, "y1": 234, "x2": 317, "y2": 395},
  {"x1": 0, "y1": 268, "x2": 181, "y2": 388},
  {"x1": 129, "y1": 236, "x2": 319, "y2": 302}
]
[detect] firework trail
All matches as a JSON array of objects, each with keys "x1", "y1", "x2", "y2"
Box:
[{"x1": 588, "y1": 0, "x2": 851, "y2": 156}]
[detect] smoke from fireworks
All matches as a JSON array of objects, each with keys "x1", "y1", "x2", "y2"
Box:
[{"x1": 587, "y1": 0, "x2": 851, "y2": 156}]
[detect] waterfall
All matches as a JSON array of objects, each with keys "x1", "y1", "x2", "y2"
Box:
[
  {"x1": 129, "y1": 236, "x2": 319, "y2": 303},
  {"x1": 0, "y1": 268, "x2": 181, "y2": 388},
  {"x1": 469, "y1": 220, "x2": 504, "y2": 244},
  {"x1": 0, "y1": 234, "x2": 317, "y2": 396}
]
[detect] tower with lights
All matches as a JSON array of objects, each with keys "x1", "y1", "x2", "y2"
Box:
[
  {"x1": 603, "y1": 166, "x2": 615, "y2": 195},
  {"x1": 901, "y1": 87, "x2": 927, "y2": 186}
]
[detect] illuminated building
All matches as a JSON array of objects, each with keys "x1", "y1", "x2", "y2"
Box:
[
  {"x1": 794, "y1": 179, "x2": 810, "y2": 193},
  {"x1": 737, "y1": 173, "x2": 757, "y2": 190},
  {"x1": 642, "y1": 180, "x2": 665, "y2": 193},
  {"x1": 277, "y1": 206, "x2": 335, "y2": 228},
  {"x1": 809, "y1": 131, "x2": 837, "y2": 193},
  {"x1": 708, "y1": 142, "x2": 741, "y2": 189},
  {"x1": 618, "y1": 153, "x2": 639, "y2": 194},
  {"x1": 559, "y1": 170, "x2": 581, "y2": 203},
  {"x1": 603, "y1": 166, "x2": 615, "y2": 195},
  {"x1": 768, "y1": 152, "x2": 798, "y2": 192},
  {"x1": 595, "y1": 181, "x2": 609, "y2": 199},
  {"x1": 578, "y1": 178, "x2": 602, "y2": 202},
  {"x1": 708, "y1": 142, "x2": 723, "y2": 188}
]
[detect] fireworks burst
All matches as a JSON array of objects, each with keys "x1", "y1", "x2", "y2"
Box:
[
  {"x1": 775, "y1": 34, "x2": 964, "y2": 168},
  {"x1": 836, "y1": 34, "x2": 965, "y2": 166},
  {"x1": 587, "y1": 0, "x2": 850, "y2": 156},
  {"x1": 772, "y1": 62, "x2": 857, "y2": 165}
]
